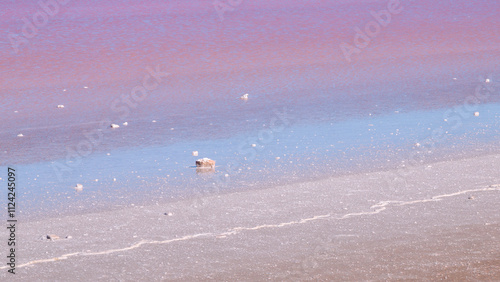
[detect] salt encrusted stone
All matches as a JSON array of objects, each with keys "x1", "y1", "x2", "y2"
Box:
[
  {"x1": 74, "y1": 183, "x2": 83, "y2": 192},
  {"x1": 196, "y1": 158, "x2": 216, "y2": 168},
  {"x1": 47, "y1": 234, "x2": 60, "y2": 240}
]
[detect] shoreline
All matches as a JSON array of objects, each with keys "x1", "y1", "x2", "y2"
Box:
[
  {"x1": 3, "y1": 152, "x2": 500, "y2": 280},
  {"x1": 11, "y1": 145, "x2": 500, "y2": 222}
]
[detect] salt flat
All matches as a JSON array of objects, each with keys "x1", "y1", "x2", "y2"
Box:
[{"x1": 2, "y1": 153, "x2": 499, "y2": 280}]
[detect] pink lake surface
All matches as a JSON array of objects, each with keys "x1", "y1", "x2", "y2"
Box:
[{"x1": 1, "y1": 0, "x2": 499, "y2": 217}]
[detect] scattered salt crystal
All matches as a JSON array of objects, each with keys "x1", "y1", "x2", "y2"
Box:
[
  {"x1": 192, "y1": 151, "x2": 199, "y2": 156},
  {"x1": 152, "y1": 120, "x2": 157, "y2": 123},
  {"x1": 474, "y1": 112, "x2": 479, "y2": 117},
  {"x1": 110, "y1": 124, "x2": 120, "y2": 128},
  {"x1": 17, "y1": 133, "x2": 23, "y2": 137},
  {"x1": 251, "y1": 144, "x2": 256, "y2": 147},
  {"x1": 57, "y1": 105, "x2": 64, "y2": 108},
  {"x1": 83, "y1": 86, "x2": 89, "y2": 88},
  {"x1": 123, "y1": 122, "x2": 128, "y2": 126},
  {"x1": 485, "y1": 78, "x2": 490, "y2": 83},
  {"x1": 240, "y1": 93, "x2": 249, "y2": 100}
]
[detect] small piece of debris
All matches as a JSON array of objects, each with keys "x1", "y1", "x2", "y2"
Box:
[
  {"x1": 66, "y1": 235, "x2": 72, "y2": 239},
  {"x1": 73, "y1": 184, "x2": 83, "y2": 192},
  {"x1": 63, "y1": 89, "x2": 67, "y2": 91},
  {"x1": 57, "y1": 105, "x2": 65, "y2": 108},
  {"x1": 474, "y1": 112, "x2": 479, "y2": 117},
  {"x1": 113, "y1": 178, "x2": 116, "y2": 182},
  {"x1": 47, "y1": 234, "x2": 60, "y2": 240},
  {"x1": 164, "y1": 212, "x2": 173, "y2": 216},
  {"x1": 192, "y1": 151, "x2": 199, "y2": 156},
  {"x1": 415, "y1": 143, "x2": 421, "y2": 147},
  {"x1": 123, "y1": 122, "x2": 128, "y2": 126},
  {"x1": 152, "y1": 120, "x2": 157, "y2": 123},
  {"x1": 276, "y1": 157, "x2": 280, "y2": 160},
  {"x1": 17, "y1": 133, "x2": 24, "y2": 137},
  {"x1": 110, "y1": 124, "x2": 120, "y2": 128},
  {"x1": 83, "y1": 86, "x2": 89, "y2": 89},
  {"x1": 485, "y1": 78, "x2": 490, "y2": 83},
  {"x1": 468, "y1": 196, "x2": 475, "y2": 200},
  {"x1": 251, "y1": 144, "x2": 257, "y2": 147},
  {"x1": 240, "y1": 93, "x2": 249, "y2": 100}
]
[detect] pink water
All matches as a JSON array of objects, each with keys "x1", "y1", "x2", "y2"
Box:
[{"x1": 1, "y1": 0, "x2": 499, "y2": 218}]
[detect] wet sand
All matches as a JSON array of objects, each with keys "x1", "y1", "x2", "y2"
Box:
[{"x1": 2, "y1": 153, "x2": 499, "y2": 280}]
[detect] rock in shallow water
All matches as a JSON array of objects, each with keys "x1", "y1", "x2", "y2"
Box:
[{"x1": 196, "y1": 158, "x2": 216, "y2": 168}]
